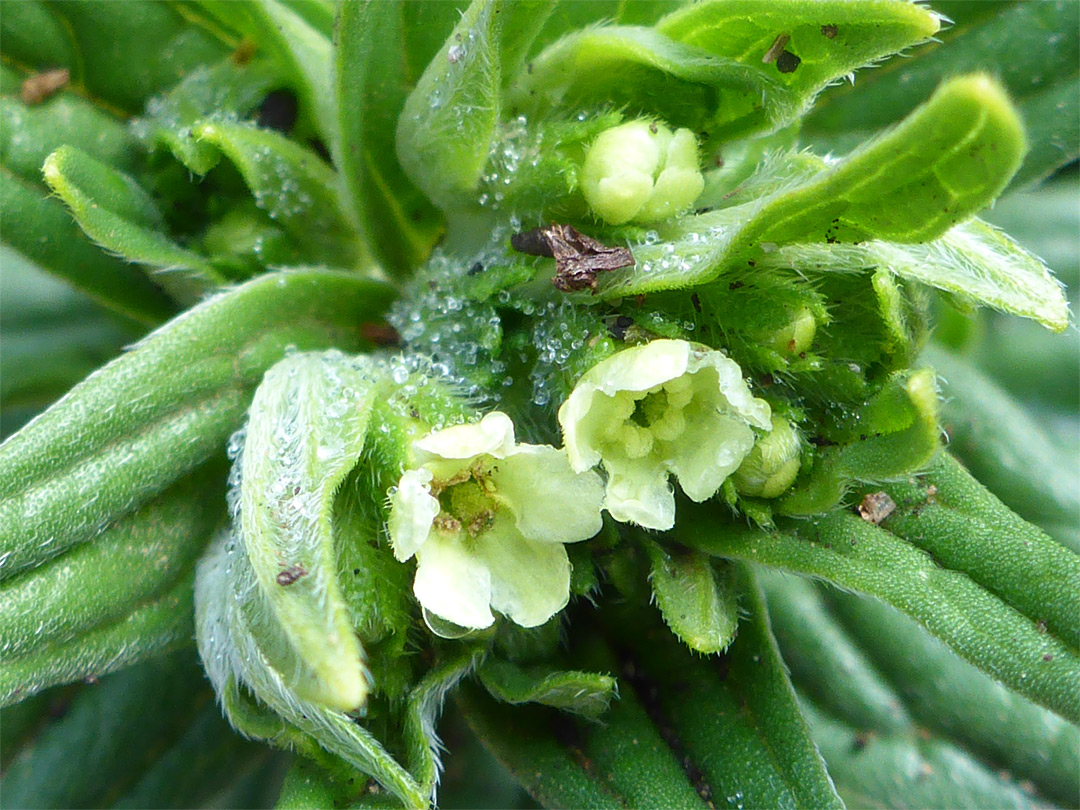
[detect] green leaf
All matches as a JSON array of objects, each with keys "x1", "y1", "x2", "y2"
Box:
[
  {"x1": 6, "y1": 1, "x2": 229, "y2": 114},
  {"x1": 0, "y1": 463, "x2": 223, "y2": 660},
  {"x1": 643, "y1": 540, "x2": 739, "y2": 654},
  {"x1": 131, "y1": 58, "x2": 278, "y2": 174},
  {"x1": 879, "y1": 452, "x2": 1080, "y2": 652},
  {"x1": 598, "y1": 75, "x2": 1027, "y2": 297},
  {"x1": 0, "y1": 82, "x2": 141, "y2": 185},
  {"x1": 396, "y1": 0, "x2": 502, "y2": 211},
  {"x1": 195, "y1": 532, "x2": 427, "y2": 809},
  {"x1": 192, "y1": 120, "x2": 363, "y2": 268},
  {"x1": 0, "y1": 167, "x2": 175, "y2": 326},
  {"x1": 0, "y1": 573, "x2": 195, "y2": 706},
  {"x1": 513, "y1": 0, "x2": 939, "y2": 145},
  {"x1": 0, "y1": 269, "x2": 394, "y2": 581},
  {"x1": 804, "y1": 0, "x2": 1079, "y2": 189},
  {"x1": 332, "y1": 0, "x2": 444, "y2": 275},
  {"x1": 42, "y1": 145, "x2": 225, "y2": 303},
  {"x1": 679, "y1": 494, "x2": 1080, "y2": 723},
  {"x1": 822, "y1": 585, "x2": 1080, "y2": 808},
  {"x1": 927, "y1": 344, "x2": 1079, "y2": 546},
  {"x1": 761, "y1": 217, "x2": 1070, "y2": 333},
  {"x1": 760, "y1": 570, "x2": 915, "y2": 735},
  {"x1": 236, "y1": 351, "x2": 386, "y2": 712},
  {"x1": 477, "y1": 657, "x2": 617, "y2": 719},
  {"x1": 801, "y1": 697, "x2": 1052, "y2": 810},
  {"x1": 192, "y1": 0, "x2": 334, "y2": 142},
  {"x1": 1, "y1": 651, "x2": 221, "y2": 808}
]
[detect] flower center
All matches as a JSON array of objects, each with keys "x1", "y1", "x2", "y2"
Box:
[
  {"x1": 605, "y1": 376, "x2": 695, "y2": 459},
  {"x1": 434, "y1": 462, "x2": 497, "y2": 536}
]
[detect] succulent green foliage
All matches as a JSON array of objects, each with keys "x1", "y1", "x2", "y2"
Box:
[
  {"x1": 42, "y1": 145, "x2": 226, "y2": 302},
  {"x1": 643, "y1": 541, "x2": 739, "y2": 654},
  {"x1": 0, "y1": 0, "x2": 1076, "y2": 807},
  {"x1": 397, "y1": 0, "x2": 502, "y2": 212},
  {"x1": 805, "y1": 0, "x2": 1080, "y2": 189},
  {"x1": 0, "y1": 270, "x2": 392, "y2": 582}
]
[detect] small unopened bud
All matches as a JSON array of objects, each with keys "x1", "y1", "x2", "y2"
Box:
[
  {"x1": 733, "y1": 417, "x2": 802, "y2": 499},
  {"x1": 763, "y1": 306, "x2": 817, "y2": 357},
  {"x1": 581, "y1": 120, "x2": 705, "y2": 225}
]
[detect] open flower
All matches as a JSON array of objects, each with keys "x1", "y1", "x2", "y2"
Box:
[
  {"x1": 388, "y1": 412, "x2": 604, "y2": 635},
  {"x1": 558, "y1": 340, "x2": 771, "y2": 530}
]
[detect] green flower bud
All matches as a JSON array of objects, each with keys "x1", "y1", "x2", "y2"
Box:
[
  {"x1": 762, "y1": 306, "x2": 817, "y2": 357},
  {"x1": 733, "y1": 417, "x2": 803, "y2": 499},
  {"x1": 581, "y1": 120, "x2": 705, "y2": 225}
]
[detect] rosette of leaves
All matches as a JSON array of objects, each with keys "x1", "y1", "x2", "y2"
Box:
[{"x1": 1, "y1": 1, "x2": 1077, "y2": 809}]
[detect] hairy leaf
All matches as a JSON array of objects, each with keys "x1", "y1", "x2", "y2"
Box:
[
  {"x1": 0, "y1": 270, "x2": 393, "y2": 581},
  {"x1": 478, "y1": 657, "x2": 617, "y2": 719}
]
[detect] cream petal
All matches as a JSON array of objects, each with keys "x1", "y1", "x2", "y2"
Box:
[
  {"x1": 688, "y1": 347, "x2": 772, "y2": 430},
  {"x1": 604, "y1": 458, "x2": 676, "y2": 531},
  {"x1": 579, "y1": 339, "x2": 690, "y2": 396},
  {"x1": 668, "y1": 411, "x2": 756, "y2": 502},
  {"x1": 474, "y1": 517, "x2": 571, "y2": 628},
  {"x1": 414, "y1": 411, "x2": 516, "y2": 461},
  {"x1": 558, "y1": 384, "x2": 606, "y2": 472},
  {"x1": 492, "y1": 445, "x2": 605, "y2": 543},
  {"x1": 412, "y1": 532, "x2": 495, "y2": 630},
  {"x1": 388, "y1": 469, "x2": 440, "y2": 562}
]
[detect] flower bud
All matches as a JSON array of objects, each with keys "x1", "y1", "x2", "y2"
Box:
[
  {"x1": 733, "y1": 417, "x2": 802, "y2": 499},
  {"x1": 581, "y1": 120, "x2": 705, "y2": 225},
  {"x1": 762, "y1": 306, "x2": 817, "y2": 357}
]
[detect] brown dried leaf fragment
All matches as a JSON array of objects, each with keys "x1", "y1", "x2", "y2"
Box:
[
  {"x1": 762, "y1": 33, "x2": 791, "y2": 64},
  {"x1": 21, "y1": 68, "x2": 70, "y2": 106},
  {"x1": 511, "y1": 224, "x2": 634, "y2": 293},
  {"x1": 857, "y1": 492, "x2": 896, "y2": 524}
]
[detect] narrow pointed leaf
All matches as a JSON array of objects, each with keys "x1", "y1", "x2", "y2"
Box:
[
  {"x1": 824, "y1": 586, "x2": 1080, "y2": 808},
  {"x1": 801, "y1": 697, "x2": 1052, "y2": 810},
  {"x1": 0, "y1": 270, "x2": 394, "y2": 581},
  {"x1": 477, "y1": 657, "x2": 617, "y2": 719},
  {"x1": 237, "y1": 352, "x2": 386, "y2": 711},
  {"x1": 1, "y1": 168, "x2": 175, "y2": 326},
  {"x1": 332, "y1": 0, "x2": 444, "y2": 275},
  {"x1": 679, "y1": 496, "x2": 1080, "y2": 722},
  {"x1": 396, "y1": 0, "x2": 502, "y2": 210},
  {"x1": 192, "y1": 120, "x2": 363, "y2": 268},
  {"x1": 0, "y1": 573, "x2": 195, "y2": 706},
  {"x1": 804, "y1": 0, "x2": 1079, "y2": 189},
  {"x1": 879, "y1": 452, "x2": 1080, "y2": 652},
  {"x1": 0, "y1": 463, "x2": 223, "y2": 660},
  {"x1": 644, "y1": 540, "x2": 739, "y2": 654},
  {"x1": 42, "y1": 145, "x2": 225, "y2": 302},
  {"x1": 927, "y1": 344, "x2": 1079, "y2": 541}
]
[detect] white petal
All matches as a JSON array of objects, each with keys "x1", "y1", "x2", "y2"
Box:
[
  {"x1": 474, "y1": 517, "x2": 571, "y2": 628},
  {"x1": 493, "y1": 445, "x2": 605, "y2": 543},
  {"x1": 604, "y1": 457, "x2": 676, "y2": 531},
  {"x1": 688, "y1": 347, "x2": 772, "y2": 430},
  {"x1": 388, "y1": 469, "x2": 439, "y2": 562},
  {"x1": 414, "y1": 411, "x2": 516, "y2": 461},
  {"x1": 557, "y1": 383, "x2": 606, "y2": 472},
  {"x1": 668, "y1": 412, "x2": 756, "y2": 502},
  {"x1": 412, "y1": 533, "x2": 494, "y2": 630}
]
